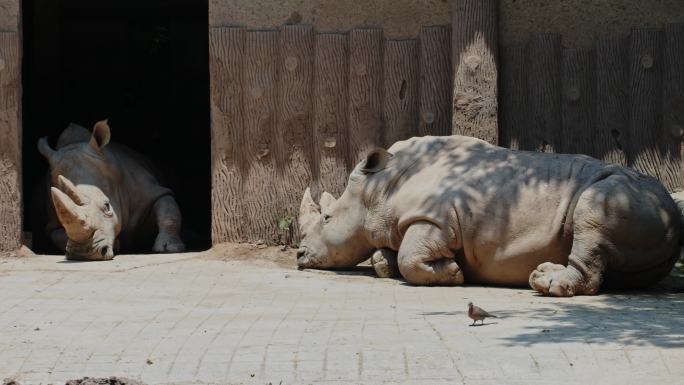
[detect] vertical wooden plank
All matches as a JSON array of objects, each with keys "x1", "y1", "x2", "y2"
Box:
[
  {"x1": 418, "y1": 26, "x2": 451, "y2": 137},
  {"x1": 561, "y1": 48, "x2": 595, "y2": 155},
  {"x1": 348, "y1": 28, "x2": 383, "y2": 165},
  {"x1": 595, "y1": 37, "x2": 628, "y2": 165},
  {"x1": 209, "y1": 27, "x2": 244, "y2": 244},
  {"x1": 0, "y1": 32, "x2": 22, "y2": 251},
  {"x1": 662, "y1": 23, "x2": 684, "y2": 192},
  {"x1": 627, "y1": 29, "x2": 663, "y2": 182},
  {"x1": 313, "y1": 33, "x2": 349, "y2": 199},
  {"x1": 500, "y1": 46, "x2": 526, "y2": 150},
  {"x1": 276, "y1": 25, "x2": 314, "y2": 244},
  {"x1": 525, "y1": 33, "x2": 562, "y2": 153},
  {"x1": 242, "y1": 30, "x2": 279, "y2": 243},
  {"x1": 451, "y1": 0, "x2": 499, "y2": 144},
  {"x1": 383, "y1": 39, "x2": 419, "y2": 146}
]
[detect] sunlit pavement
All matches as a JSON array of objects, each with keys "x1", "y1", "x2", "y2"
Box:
[{"x1": 1, "y1": 250, "x2": 683, "y2": 385}]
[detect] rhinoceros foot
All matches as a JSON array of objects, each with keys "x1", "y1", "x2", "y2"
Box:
[
  {"x1": 371, "y1": 249, "x2": 401, "y2": 278},
  {"x1": 153, "y1": 233, "x2": 186, "y2": 253},
  {"x1": 529, "y1": 262, "x2": 579, "y2": 297}
]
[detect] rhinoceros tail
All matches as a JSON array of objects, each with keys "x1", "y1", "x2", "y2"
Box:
[{"x1": 671, "y1": 191, "x2": 684, "y2": 250}]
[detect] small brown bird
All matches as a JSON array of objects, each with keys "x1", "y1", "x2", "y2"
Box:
[{"x1": 468, "y1": 302, "x2": 497, "y2": 326}]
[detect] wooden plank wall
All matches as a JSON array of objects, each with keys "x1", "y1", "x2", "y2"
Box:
[
  {"x1": 209, "y1": 26, "x2": 452, "y2": 244},
  {"x1": 0, "y1": 31, "x2": 22, "y2": 252},
  {"x1": 500, "y1": 24, "x2": 684, "y2": 192}
]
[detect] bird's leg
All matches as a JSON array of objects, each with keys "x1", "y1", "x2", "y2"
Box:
[{"x1": 397, "y1": 221, "x2": 464, "y2": 286}]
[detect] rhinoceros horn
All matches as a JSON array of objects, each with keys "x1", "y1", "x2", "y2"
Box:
[
  {"x1": 57, "y1": 175, "x2": 86, "y2": 205},
  {"x1": 50, "y1": 179, "x2": 90, "y2": 242},
  {"x1": 299, "y1": 187, "x2": 320, "y2": 224},
  {"x1": 319, "y1": 191, "x2": 337, "y2": 212}
]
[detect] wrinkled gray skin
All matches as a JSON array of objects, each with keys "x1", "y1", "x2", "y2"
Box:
[
  {"x1": 298, "y1": 135, "x2": 684, "y2": 296},
  {"x1": 38, "y1": 120, "x2": 185, "y2": 260}
]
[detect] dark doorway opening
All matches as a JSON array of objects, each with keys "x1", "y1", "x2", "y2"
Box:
[{"x1": 22, "y1": 0, "x2": 211, "y2": 253}]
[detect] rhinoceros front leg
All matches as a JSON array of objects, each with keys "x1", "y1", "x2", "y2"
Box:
[
  {"x1": 398, "y1": 221, "x2": 464, "y2": 286},
  {"x1": 371, "y1": 248, "x2": 401, "y2": 278},
  {"x1": 152, "y1": 195, "x2": 186, "y2": 253}
]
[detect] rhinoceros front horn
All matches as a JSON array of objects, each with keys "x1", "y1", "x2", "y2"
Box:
[
  {"x1": 50, "y1": 186, "x2": 90, "y2": 242},
  {"x1": 299, "y1": 187, "x2": 320, "y2": 223}
]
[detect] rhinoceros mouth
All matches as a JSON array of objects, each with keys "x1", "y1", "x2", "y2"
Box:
[
  {"x1": 296, "y1": 255, "x2": 314, "y2": 269},
  {"x1": 65, "y1": 238, "x2": 114, "y2": 261},
  {"x1": 296, "y1": 248, "x2": 319, "y2": 269}
]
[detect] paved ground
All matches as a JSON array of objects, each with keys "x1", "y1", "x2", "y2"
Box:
[{"x1": 1, "y1": 246, "x2": 683, "y2": 385}]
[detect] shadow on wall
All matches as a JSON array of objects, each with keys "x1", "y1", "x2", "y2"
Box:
[{"x1": 499, "y1": 25, "x2": 684, "y2": 192}]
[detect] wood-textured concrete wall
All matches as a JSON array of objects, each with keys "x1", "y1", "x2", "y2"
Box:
[
  {"x1": 500, "y1": 25, "x2": 684, "y2": 192},
  {"x1": 209, "y1": 25, "x2": 453, "y2": 244},
  {"x1": 0, "y1": 0, "x2": 21, "y2": 252}
]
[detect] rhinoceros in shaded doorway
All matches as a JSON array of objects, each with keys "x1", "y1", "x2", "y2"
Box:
[{"x1": 37, "y1": 120, "x2": 185, "y2": 260}]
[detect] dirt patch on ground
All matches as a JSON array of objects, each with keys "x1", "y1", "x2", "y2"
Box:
[
  {"x1": 65, "y1": 378, "x2": 145, "y2": 385},
  {"x1": 200, "y1": 242, "x2": 376, "y2": 277},
  {"x1": 200, "y1": 242, "x2": 299, "y2": 270},
  {"x1": 4, "y1": 379, "x2": 145, "y2": 385}
]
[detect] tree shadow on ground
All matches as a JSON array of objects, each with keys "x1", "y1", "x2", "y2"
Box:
[{"x1": 498, "y1": 263, "x2": 684, "y2": 349}]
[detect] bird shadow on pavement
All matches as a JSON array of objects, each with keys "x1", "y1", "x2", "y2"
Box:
[{"x1": 469, "y1": 321, "x2": 499, "y2": 327}]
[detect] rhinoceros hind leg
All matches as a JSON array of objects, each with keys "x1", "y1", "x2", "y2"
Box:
[
  {"x1": 152, "y1": 195, "x2": 186, "y2": 253},
  {"x1": 398, "y1": 222, "x2": 464, "y2": 286},
  {"x1": 529, "y1": 250, "x2": 605, "y2": 297},
  {"x1": 371, "y1": 249, "x2": 401, "y2": 278}
]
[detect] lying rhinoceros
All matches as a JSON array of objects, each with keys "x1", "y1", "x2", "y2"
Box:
[
  {"x1": 37, "y1": 120, "x2": 185, "y2": 260},
  {"x1": 297, "y1": 135, "x2": 684, "y2": 296}
]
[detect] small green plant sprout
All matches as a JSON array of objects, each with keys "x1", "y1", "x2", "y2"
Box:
[
  {"x1": 278, "y1": 215, "x2": 295, "y2": 245},
  {"x1": 278, "y1": 215, "x2": 294, "y2": 231}
]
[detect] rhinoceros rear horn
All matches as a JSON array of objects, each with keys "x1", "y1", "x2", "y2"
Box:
[
  {"x1": 299, "y1": 188, "x2": 320, "y2": 221},
  {"x1": 51, "y1": 187, "x2": 89, "y2": 241},
  {"x1": 57, "y1": 175, "x2": 86, "y2": 206},
  {"x1": 90, "y1": 119, "x2": 111, "y2": 151}
]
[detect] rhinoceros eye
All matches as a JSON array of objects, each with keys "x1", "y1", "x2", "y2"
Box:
[
  {"x1": 103, "y1": 202, "x2": 113, "y2": 217},
  {"x1": 322, "y1": 213, "x2": 331, "y2": 224}
]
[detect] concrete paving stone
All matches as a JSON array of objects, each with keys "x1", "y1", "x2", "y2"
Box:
[{"x1": 2, "y1": 253, "x2": 683, "y2": 385}]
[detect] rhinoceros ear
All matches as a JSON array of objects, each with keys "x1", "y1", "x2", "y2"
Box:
[
  {"x1": 299, "y1": 187, "x2": 320, "y2": 220},
  {"x1": 319, "y1": 191, "x2": 336, "y2": 212},
  {"x1": 90, "y1": 119, "x2": 111, "y2": 151},
  {"x1": 37, "y1": 137, "x2": 56, "y2": 165},
  {"x1": 360, "y1": 148, "x2": 393, "y2": 174}
]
